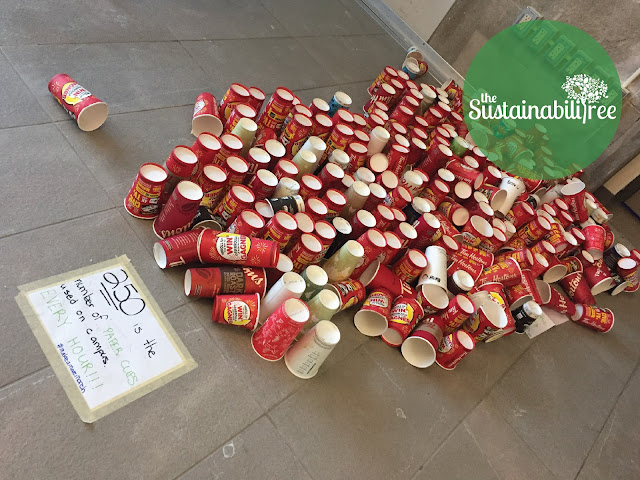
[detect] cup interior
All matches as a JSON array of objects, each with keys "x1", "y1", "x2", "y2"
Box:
[
  {"x1": 140, "y1": 163, "x2": 168, "y2": 182},
  {"x1": 266, "y1": 139, "x2": 286, "y2": 158},
  {"x1": 284, "y1": 298, "x2": 309, "y2": 323},
  {"x1": 409, "y1": 249, "x2": 427, "y2": 268},
  {"x1": 354, "y1": 310, "x2": 388, "y2": 336},
  {"x1": 282, "y1": 272, "x2": 306, "y2": 294},
  {"x1": 234, "y1": 185, "x2": 255, "y2": 203},
  {"x1": 222, "y1": 134, "x2": 243, "y2": 150},
  {"x1": 244, "y1": 210, "x2": 265, "y2": 229},
  {"x1": 227, "y1": 155, "x2": 248, "y2": 173},
  {"x1": 276, "y1": 253, "x2": 293, "y2": 272},
  {"x1": 177, "y1": 181, "x2": 203, "y2": 200},
  {"x1": 401, "y1": 336, "x2": 436, "y2": 368},
  {"x1": 301, "y1": 233, "x2": 322, "y2": 253},
  {"x1": 257, "y1": 168, "x2": 278, "y2": 186}
]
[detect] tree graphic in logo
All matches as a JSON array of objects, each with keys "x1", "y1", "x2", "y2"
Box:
[{"x1": 561, "y1": 74, "x2": 608, "y2": 104}]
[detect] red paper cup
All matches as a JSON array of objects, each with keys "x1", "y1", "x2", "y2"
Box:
[
  {"x1": 392, "y1": 249, "x2": 428, "y2": 283},
  {"x1": 456, "y1": 244, "x2": 494, "y2": 267},
  {"x1": 191, "y1": 132, "x2": 222, "y2": 179},
  {"x1": 441, "y1": 294, "x2": 476, "y2": 334},
  {"x1": 543, "y1": 283, "x2": 577, "y2": 316},
  {"x1": 280, "y1": 113, "x2": 313, "y2": 156},
  {"x1": 311, "y1": 113, "x2": 334, "y2": 140},
  {"x1": 436, "y1": 330, "x2": 475, "y2": 370},
  {"x1": 186, "y1": 266, "x2": 267, "y2": 298},
  {"x1": 421, "y1": 179, "x2": 450, "y2": 207},
  {"x1": 322, "y1": 188, "x2": 347, "y2": 219},
  {"x1": 247, "y1": 86, "x2": 265, "y2": 113},
  {"x1": 197, "y1": 230, "x2": 280, "y2": 268},
  {"x1": 359, "y1": 260, "x2": 416, "y2": 299},
  {"x1": 212, "y1": 133, "x2": 243, "y2": 167},
  {"x1": 252, "y1": 298, "x2": 309, "y2": 361},
  {"x1": 618, "y1": 257, "x2": 639, "y2": 292},
  {"x1": 212, "y1": 293, "x2": 261, "y2": 330},
  {"x1": 246, "y1": 169, "x2": 278, "y2": 201},
  {"x1": 153, "y1": 181, "x2": 203, "y2": 239},
  {"x1": 352, "y1": 228, "x2": 387, "y2": 277},
  {"x1": 320, "y1": 124, "x2": 354, "y2": 162},
  {"x1": 48, "y1": 73, "x2": 108, "y2": 131},
  {"x1": 410, "y1": 212, "x2": 441, "y2": 250},
  {"x1": 164, "y1": 145, "x2": 198, "y2": 182},
  {"x1": 225, "y1": 103, "x2": 257, "y2": 134},
  {"x1": 377, "y1": 232, "x2": 403, "y2": 265},
  {"x1": 401, "y1": 316, "x2": 445, "y2": 368},
  {"x1": 437, "y1": 199, "x2": 469, "y2": 227},
  {"x1": 461, "y1": 215, "x2": 493, "y2": 247},
  {"x1": 214, "y1": 184, "x2": 256, "y2": 226},
  {"x1": 219, "y1": 83, "x2": 250, "y2": 121},
  {"x1": 583, "y1": 259, "x2": 615, "y2": 295},
  {"x1": 124, "y1": 163, "x2": 168, "y2": 219},
  {"x1": 561, "y1": 181, "x2": 588, "y2": 223},
  {"x1": 477, "y1": 257, "x2": 522, "y2": 286},
  {"x1": 298, "y1": 174, "x2": 322, "y2": 201},
  {"x1": 381, "y1": 297, "x2": 425, "y2": 347},
  {"x1": 346, "y1": 142, "x2": 369, "y2": 173},
  {"x1": 222, "y1": 155, "x2": 248, "y2": 188},
  {"x1": 262, "y1": 211, "x2": 298, "y2": 251},
  {"x1": 571, "y1": 304, "x2": 614, "y2": 333},
  {"x1": 510, "y1": 215, "x2": 552, "y2": 246},
  {"x1": 354, "y1": 289, "x2": 393, "y2": 336},
  {"x1": 313, "y1": 220, "x2": 336, "y2": 258},
  {"x1": 462, "y1": 300, "x2": 507, "y2": 341},
  {"x1": 153, "y1": 228, "x2": 203, "y2": 269},
  {"x1": 226, "y1": 209, "x2": 265, "y2": 237},
  {"x1": 560, "y1": 271, "x2": 595, "y2": 305},
  {"x1": 506, "y1": 201, "x2": 535, "y2": 229},
  {"x1": 273, "y1": 159, "x2": 299, "y2": 181},
  {"x1": 288, "y1": 233, "x2": 323, "y2": 273},
  {"x1": 582, "y1": 224, "x2": 606, "y2": 260},
  {"x1": 305, "y1": 197, "x2": 329, "y2": 222},
  {"x1": 309, "y1": 97, "x2": 330, "y2": 116},
  {"x1": 349, "y1": 210, "x2": 377, "y2": 241},
  {"x1": 328, "y1": 278, "x2": 367, "y2": 311},
  {"x1": 257, "y1": 87, "x2": 295, "y2": 132},
  {"x1": 368, "y1": 66, "x2": 398, "y2": 95}
]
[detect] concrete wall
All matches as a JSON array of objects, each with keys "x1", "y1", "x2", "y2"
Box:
[{"x1": 378, "y1": 0, "x2": 640, "y2": 191}]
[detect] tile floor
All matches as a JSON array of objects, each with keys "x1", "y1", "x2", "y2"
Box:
[{"x1": 0, "y1": 1, "x2": 638, "y2": 479}]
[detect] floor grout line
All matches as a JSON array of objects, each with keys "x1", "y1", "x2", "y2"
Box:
[
  {"x1": 405, "y1": 339, "x2": 539, "y2": 479},
  {"x1": 573, "y1": 357, "x2": 640, "y2": 480},
  {"x1": 0, "y1": 366, "x2": 50, "y2": 395}
]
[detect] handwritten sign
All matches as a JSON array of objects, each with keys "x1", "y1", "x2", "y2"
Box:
[{"x1": 16, "y1": 256, "x2": 196, "y2": 422}]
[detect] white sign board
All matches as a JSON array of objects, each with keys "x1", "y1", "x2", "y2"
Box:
[{"x1": 17, "y1": 256, "x2": 196, "y2": 422}]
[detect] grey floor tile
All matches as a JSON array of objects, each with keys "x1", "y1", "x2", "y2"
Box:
[
  {"x1": 179, "y1": 416, "x2": 311, "y2": 480},
  {"x1": 461, "y1": 400, "x2": 556, "y2": 480},
  {"x1": 0, "y1": 210, "x2": 186, "y2": 388},
  {"x1": 487, "y1": 322, "x2": 627, "y2": 479},
  {"x1": 152, "y1": 0, "x2": 288, "y2": 40},
  {"x1": 189, "y1": 301, "x2": 367, "y2": 411},
  {"x1": 413, "y1": 424, "x2": 500, "y2": 480},
  {"x1": 181, "y1": 38, "x2": 335, "y2": 96},
  {"x1": 0, "y1": 306, "x2": 263, "y2": 480},
  {"x1": 260, "y1": 0, "x2": 383, "y2": 36},
  {"x1": 3, "y1": 42, "x2": 210, "y2": 121},
  {"x1": 338, "y1": 0, "x2": 386, "y2": 35},
  {"x1": 578, "y1": 366, "x2": 640, "y2": 480},
  {"x1": 298, "y1": 34, "x2": 405, "y2": 85},
  {"x1": 0, "y1": 123, "x2": 111, "y2": 238},
  {"x1": 0, "y1": 0, "x2": 174, "y2": 45},
  {"x1": 0, "y1": 51, "x2": 49, "y2": 129},
  {"x1": 268, "y1": 333, "x2": 528, "y2": 480},
  {"x1": 56, "y1": 106, "x2": 194, "y2": 209}
]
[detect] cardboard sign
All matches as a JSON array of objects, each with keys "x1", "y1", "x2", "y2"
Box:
[{"x1": 16, "y1": 256, "x2": 196, "y2": 422}]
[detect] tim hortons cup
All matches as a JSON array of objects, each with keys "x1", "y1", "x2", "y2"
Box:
[
  {"x1": 511, "y1": 215, "x2": 552, "y2": 246},
  {"x1": 322, "y1": 189, "x2": 347, "y2": 219},
  {"x1": 360, "y1": 260, "x2": 416, "y2": 299},
  {"x1": 323, "y1": 240, "x2": 365, "y2": 283},
  {"x1": 418, "y1": 246, "x2": 448, "y2": 291},
  {"x1": 48, "y1": 73, "x2": 109, "y2": 131},
  {"x1": 401, "y1": 316, "x2": 445, "y2": 368},
  {"x1": 377, "y1": 231, "x2": 402, "y2": 265},
  {"x1": 560, "y1": 271, "x2": 595, "y2": 305},
  {"x1": 288, "y1": 233, "x2": 323, "y2": 273},
  {"x1": 280, "y1": 114, "x2": 313, "y2": 156},
  {"x1": 346, "y1": 142, "x2": 369, "y2": 172},
  {"x1": 191, "y1": 133, "x2": 222, "y2": 180},
  {"x1": 262, "y1": 211, "x2": 298, "y2": 251},
  {"x1": 257, "y1": 87, "x2": 295, "y2": 132},
  {"x1": 153, "y1": 228, "x2": 203, "y2": 269},
  {"x1": 317, "y1": 162, "x2": 345, "y2": 192},
  {"x1": 212, "y1": 293, "x2": 261, "y2": 331},
  {"x1": 497, "y1": 176, "x2": 526, "y2": 216},
  {"x1": 582, "y1": 224, "x2": 606, "y2": 260},
  {"x1": 571, "y1": 304, "x2": 614, "y2": 333},
  {"x1": 446, "y1": 251, "x2": 484, "y2": 282},
  {"x1": 478, "y1": 227, "x2": 506, "y2": 254},
  {"x1": 354, "y1": 289, "x2": 393, "y2": 336},
  {"x1": 246, "y1": 169, "x2": 277, "y2": 201},
  {"x1": 324, "y1": 216, "x2": 351, "y2": 258},
  {"x1": 456, "y1": 244, "x2": 494, "y2": 269},
  {"x1": 153, "y1": 181, "x2": 202, "y2": 239},
  {"x1": 461, "y1": 215, "x2": 493, "y2": 247},
  {"x1": 247, "y1": 86, "x2": 265, "y2": 112},
  {"x1": 421, "y1": 179, "x2": 450, "y2": 207},
  {"x1": 252, "y1": 298, "x2": 309, "y2": 361},
  {"x1": 431, "y1": 211, "x2": 461, "y2": 242},
  {"x1": 213, "y1": 184, "x2": 255, "y2": 227},
  {"x1": 583, "y1": 259, "x2": 615, "y2": 295},
  {"x1": 349, "y1": 210, "x2": 376, "y2": 241},
  {"x1": 328, "y1": 278, "x2": 366, "y2": 311},
  {"x1": 410, "y1": 213, "x2": 441, "y2": 250},
  {"x1": 381, "y1": 297, "x2": 425, "y2": 347},
  {"x1": 392, "y1": 249, "x2": 428, "y2": 283},
  {"x1": 190, "y1": 92, "x2": 223, "y2": 137},
  {"x1": 266, "y1": 195, "x2": 306, "y2": 216},
  {"x1": 441, "y1": 294, "x2": 476, "y2": 334},
  {"x1": 477, "y1": 257, "x2": 522, "y2": 287},
  {"x1": 226, "y1": 209, "x2": 264, "y2": 237},
  {"x1": 438, "y1": 199, "x2": 469, "y2": 227},
  {"x1": 312, "y1": 220, "x2": 336, "y2": 259},
  {"x1": 434, "y1": 234, "x2": 461, "y2": 256},
  {"x1": 561, "y1": 181, "x2": 588, "y2": 223},
  {"x1": 124, "y1": 163, "x2": 167, "y2": 219},
  {"x1": 351, "y1": 228, "x2": 387, "y2": 278},
  {"x1": 544, "y1": 283, "x2": 577, "y2": 316},
  {"x1": 436, "y1": 330, "x2": 475, "y2": 370},
  {"x1": 219, "y1": 83, "x2": 250, "y2": 121},
  {"x1": 506, "y1": 201, "x2": 536, "y2": 229},
  {"x1": 321, "y1": 124, "x2": 354, "y2": 162},
  {"x1": 197, "y1": 230, "x2": 280, "y2": 268},
  {"x1": 603, "y1": 243, "x2": 631, "y2": 272},
  {"x1": 462, "y1": 300, "x2": 508, "y2": 341},
  {"x1": 285, "y1": 320, "x2": 341, "y2": 379},
  {"x1": 185, "y1": 266, "x2": 267, "y2": 298},
  {"x1": 481, "y1": 290, "x2": 516, "y2": 342},
  {"x1": 369, "y1": 66, "x2": 399, "y2": 95}
]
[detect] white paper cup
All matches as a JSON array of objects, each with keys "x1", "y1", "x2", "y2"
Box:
[
  {"x1": 497, "y1": 176, "x2": 526, "y2": 216},
  {"x1": 259, "y1": 271, "x2": 306, "y2": 323},
  {"x1": 285, "y1": 320, "x2": 340, "y2": 379},
  {"x1": 367, "y1": 126, "x2": 390, "y2": 156},
  {"x1": 418, "y1": 246, "x2": 448, "y2": 291}
]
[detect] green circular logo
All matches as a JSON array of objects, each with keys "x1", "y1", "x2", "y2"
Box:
[{"x1": 463, "y1": 20, "x2": 621, "y2": 179}]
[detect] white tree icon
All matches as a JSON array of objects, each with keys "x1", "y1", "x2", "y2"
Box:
[{"x1": 561, "y1": 74, "x2": 608, "y2": 104}]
